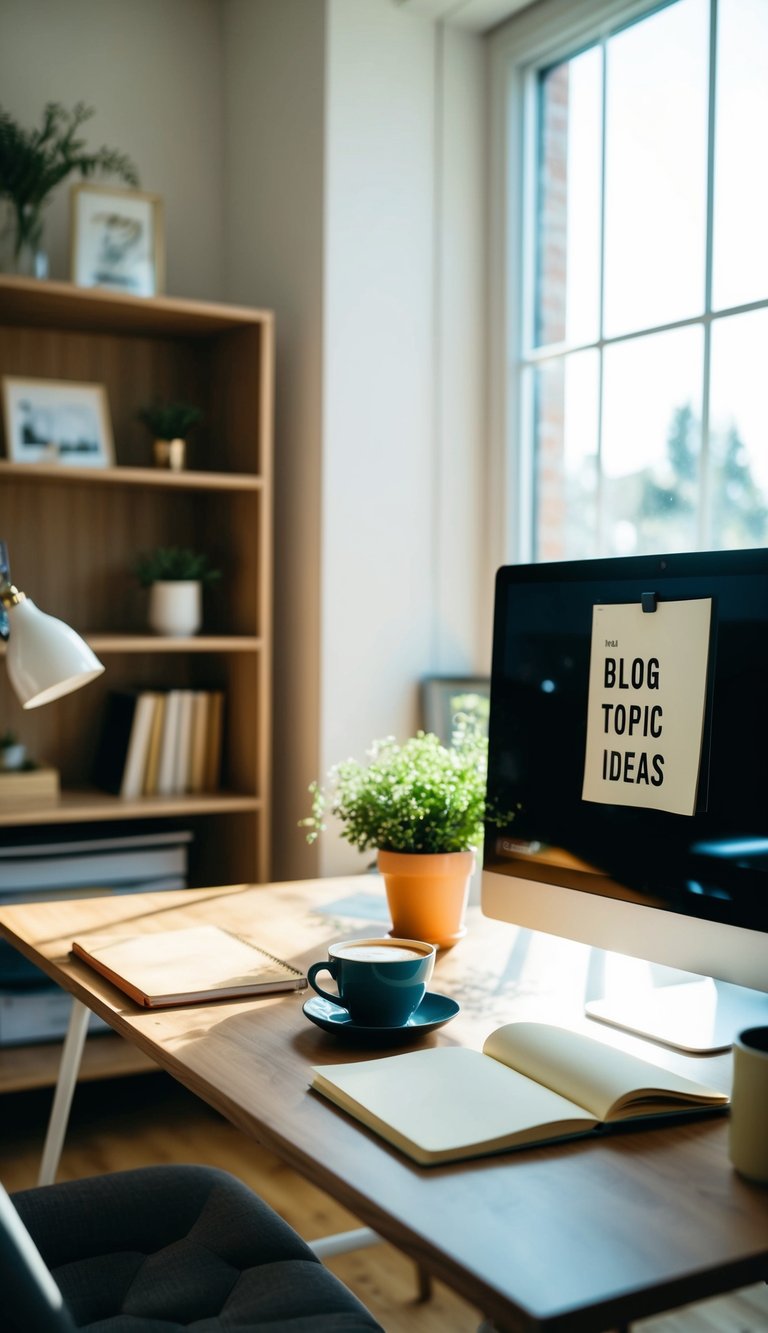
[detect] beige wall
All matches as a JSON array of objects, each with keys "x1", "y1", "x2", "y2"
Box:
[
  {"x1": 0, "y1": 0, "x2": 225, "y2": 298},
  {"x1": 0, "y1": 0, "x2": 490, "y2": 881},
  {"x1": 221, "y1": 0, "x2": 327, "y2": 880}
]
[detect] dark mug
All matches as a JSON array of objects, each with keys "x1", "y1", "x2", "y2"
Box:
[{"x1": 307, "y1": 937, "x2": 435, "y2": 1026}]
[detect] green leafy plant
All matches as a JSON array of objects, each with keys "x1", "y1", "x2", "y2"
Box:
[
  {"x1": 137, "y1": 400, "x2": 203, "y2": 440},
  {"x1": 300, "y1": 711, "x2": 509, "y2": 855},
  {"x1": 133, "y1": 546, "x2": 222, "y2": 588},
  {"x1": 0, "y1": 102, "x2": 138, "y2": 258}
]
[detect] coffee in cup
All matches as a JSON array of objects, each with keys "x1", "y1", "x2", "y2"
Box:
[
  {"x1": 307, "y1": 937, "x2": 435, "y2": 1026},
  {"x1": 729, "y1": 1025, "x2": 768, "y2": 1183}
]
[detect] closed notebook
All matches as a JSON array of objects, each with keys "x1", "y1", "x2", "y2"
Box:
[
  {"x1": 72, "y1": 925, "x2": 307, "y2": 1008},
  {"x1": 311, "y1": 1021, "x2": 728, "y2": 1166}
]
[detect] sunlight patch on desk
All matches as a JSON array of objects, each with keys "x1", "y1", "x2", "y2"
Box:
[{"x1": 311, "y1": 893, "x2": 391, "y2": 925}]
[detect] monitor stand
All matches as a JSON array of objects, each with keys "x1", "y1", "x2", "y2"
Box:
[{"x1": 585, "y1": 975, "x2": 768, "y2": 1054}]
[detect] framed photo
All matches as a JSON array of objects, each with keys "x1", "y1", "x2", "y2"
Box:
[
  {"x1": 2, "y1": 376, "x2": 115, "y2": 467},
  {"x1": 70, "y1": 184, "x2": 164, "y2": 297},
  {"x1": 421, "y1": 676, "x2": 490, "y2": 744}
]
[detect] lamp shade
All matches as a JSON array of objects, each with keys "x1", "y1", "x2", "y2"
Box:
[{"x1": 5, "y1": 598, "x2": 104, "y2": 709}]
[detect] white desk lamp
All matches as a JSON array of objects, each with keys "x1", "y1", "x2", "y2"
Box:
[{"x1": 0, "y1": 543, "x2": 104, "y2": 709}]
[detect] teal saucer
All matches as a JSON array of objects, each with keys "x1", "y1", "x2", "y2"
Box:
[{"x1": 303, "y1": 990, "x2": 460, "y2": 1041}]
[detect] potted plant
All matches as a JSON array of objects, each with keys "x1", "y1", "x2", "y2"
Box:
[
  {"x1": 301, "y1": 710, "x2": 505, "y2": 948},
  {"x1": 133, "y1": 546, "x2": 221, "y2": 637},
  {"x1": 0, "y1": 101, "x2": 138, "y2": 278},
  {"x1": 137, "y1": 400, "x2": 203, "y2": 471},
  {"x1": 0, "y1": 729, "x2": 27, "y2": 771}
]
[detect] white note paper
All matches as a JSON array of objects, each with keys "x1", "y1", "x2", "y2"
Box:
[{"x1": 581, "y1": 598, "x2": 712, "y2": 817}]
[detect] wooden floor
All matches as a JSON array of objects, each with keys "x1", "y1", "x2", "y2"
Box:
[{"x1": 0, "y1": 1069, "x2": 766, "y2": 1332}]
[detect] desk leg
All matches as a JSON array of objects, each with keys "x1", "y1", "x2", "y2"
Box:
[
  {"x1": 308, "y1": 1227, "x2": 382, "y2": 1259},
  {"x1": 37, "y1": 998, "x2": 89, "y2": 1187}
]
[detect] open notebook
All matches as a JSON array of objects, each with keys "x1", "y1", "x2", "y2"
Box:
[
  {"x1": 72, "y1": 925, "x2": 307, "y2": 1008},
  {"x1": 311, "y1": 1021, "x2": 728, "y2": 1165}
]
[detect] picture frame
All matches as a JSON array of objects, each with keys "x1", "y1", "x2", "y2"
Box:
[
  {"x1": 70, "y1": 183, "x2": 164, "y2": 297},
  {"x1": 2, "y1": 376, "x2": 115, "y2": 468},
  {"x1": 420, "y1": 676, "x2": 491, "y2": 744}
]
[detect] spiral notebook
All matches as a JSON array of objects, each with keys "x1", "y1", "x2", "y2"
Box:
[{"x1": 72, "y1": 925, "x2": 307, "y2": 1008}]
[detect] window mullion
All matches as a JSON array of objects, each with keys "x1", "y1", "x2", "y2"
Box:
[
  {"x1": 596, "y1": 33, "x2": 609, "y2": 555},
  {"x1": 699, "y1": 0, "x2": 719, "y2": 550}
]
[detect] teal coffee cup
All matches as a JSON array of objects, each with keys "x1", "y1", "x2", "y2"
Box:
[{"x1": 307, "y1": 937, "x2": 436, "y2": 1026}]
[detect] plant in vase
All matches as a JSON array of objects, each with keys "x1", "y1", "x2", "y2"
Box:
[
  {"x1": 133, "y1": 546, "x2": 221, "y2": 638},
  {"x1": 0, "y1": 101, "x2": 138, "y2": 278},
  {"x1": 301, "y1": 710, "x2": 510, "y2": 949},
  {"x1": 137, "y1": 400, "x2": 203, "y2": 471}
]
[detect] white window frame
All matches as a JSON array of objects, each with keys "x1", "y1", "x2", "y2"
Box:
[{"x1": 487, "y1": 0, "x2": 733, "y2": 568}]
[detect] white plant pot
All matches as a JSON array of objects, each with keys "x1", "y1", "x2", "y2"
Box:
[{"x1": 148, "y1": 581, "x2": 202, "y2": 637}]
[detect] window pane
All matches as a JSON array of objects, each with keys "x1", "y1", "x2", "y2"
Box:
[
  {"x1": 535, "y1": 46, "x2": 602, "y2": 349},
  {"x1": 713, "y1": 0, "x2": 768, "y2": 311},
  {"x1": 708, "y1": 310, "x2": 768, "y2": 548},
  {"x1": 533, "y1": 350, "x2": 599, "y2": 561},
  {"x1": 603, "y1": 0, "x2": 709, "y2": 337},
  {"x1": 602, "y1": 327, "x2": 703, "y2": 555}
]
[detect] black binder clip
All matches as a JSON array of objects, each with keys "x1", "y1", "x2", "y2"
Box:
[{"x1": 641, "y1": 591, "x2": 658, "y2": 614}]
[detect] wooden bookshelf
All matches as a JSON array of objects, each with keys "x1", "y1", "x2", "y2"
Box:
[
  {"x1": 0, "y1": 275, "x2": 274, "y2": 1091},
  {"x1": 0, "y1": 1032, "x2": 155, "y2": 1094}
]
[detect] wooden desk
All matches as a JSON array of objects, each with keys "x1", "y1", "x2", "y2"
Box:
[{"x1": 1, "y1": 877, "x2": 767, "y2": 1333}]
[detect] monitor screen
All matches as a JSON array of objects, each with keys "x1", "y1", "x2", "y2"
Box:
[{"x1": 482, "y1": 548, "x2": 768, "y2": 1001}]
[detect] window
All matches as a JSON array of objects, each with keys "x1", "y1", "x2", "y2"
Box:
[{"x1": 498, "y1": 0, "x2": 768, "y2": 562}]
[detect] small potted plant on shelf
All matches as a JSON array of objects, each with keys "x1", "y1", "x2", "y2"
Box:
[
  {"x1": 137, "y1": 400, "x2": 203, "y2": 471},
  {"x1": 0, "y1": 101, "x2": 138, "y2": 278},
  {"x1": 300, "y1": 707, "x2": 509, "y2": 949},
  {"x1": 0, "y1": 729, "x2": 27, "y2": 771},
  {"x1": 133, "y1": 546, "x2": 221, "y2": 637}
]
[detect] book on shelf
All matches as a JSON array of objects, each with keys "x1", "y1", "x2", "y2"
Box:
[
  {"x1": 143, "y1": 693, "x2": 166, "y2": 794},
  {"x1": 173, "y1": 690, "x2": 194, "y2": 793},
  {"x1": 155, "y1": 689, "x2": 182, "y2": 795},
  {"x1": 94, "y1": 688, "x2": 226, "y2": 800},
  {"x1": 91, "y1": 690, "x2": 144, "y2": 796},
  {"x1": 188, "y1": 691, "x2": 209, "y2": 793},
  {"x1": 71, "y1": 924, "x2": 307, "y2": 1008},
  {"x1": 310, "y1": 1021, "x2": 729, "y2": 1166},
  {"x1": 204, "y1": 690, "x2": 224, "y2": 791}
]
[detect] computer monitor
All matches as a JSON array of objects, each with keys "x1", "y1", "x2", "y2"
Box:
[{"x1": 481, "y1": 547, "x2": 768, "y2": 1052}]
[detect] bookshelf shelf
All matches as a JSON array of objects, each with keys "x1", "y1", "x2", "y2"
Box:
[
  {"x1": 0, "y1": 276, "x2": 274, "y2": 1089},
  {"x1": 0, "y1": 791, "x2": 262, "y2": 827},
  {"x1": 0, "y1": 462, "x2": 263, "y2": 492},
  {"x1": 0, "y1": 636, "x2": 264, "y2": 654}
]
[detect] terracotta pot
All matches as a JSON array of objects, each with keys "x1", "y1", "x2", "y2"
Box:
[{"x1": 377, "y1": 849, "x2": 475, "y2": 950}]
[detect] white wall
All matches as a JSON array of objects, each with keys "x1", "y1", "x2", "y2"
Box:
[
  {"x1": 221, "y1": 0, "x2": 327, "y2": 881},
  {"x1": 222, "y1": 0, "x2": 489, "y2": 879},
  {"x1": 0, "y1": 0, "x2": 490, "y2": 881},
  {"x1": 0, "y1": 0, "x2": 225, "y2": 298},
  {"x1": 320, "y1": 0, "x2": 437, "y2": 874}
]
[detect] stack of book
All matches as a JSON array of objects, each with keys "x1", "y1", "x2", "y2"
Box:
[
  {"x1": 92, "y1": 689, "x2": 225, "y2": 799},
  {"x1": 0, "y1": 826, "x2": 193, "y2": 1045}
]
